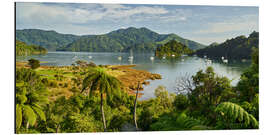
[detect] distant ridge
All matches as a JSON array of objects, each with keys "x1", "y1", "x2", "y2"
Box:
[
  {"x1": 16, "y1": 27, "x2": 206, "y2": 52},
  {"x1": 195, "y1": 31, "x2": 259, "y2": 60}
]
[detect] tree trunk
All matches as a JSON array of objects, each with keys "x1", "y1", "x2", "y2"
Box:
[
  {"x1": 133, "y1": 82, "x2": 139, "y2": 131},
  {"x1": 26, "y1": 122, "x2": 29, "y2": 130},
  {"x1": 101, "y1": 93, "x2": 107, "y2": 132},
  {"x1": 56, "y1": 124, "x2": 60, "y2": 133}
]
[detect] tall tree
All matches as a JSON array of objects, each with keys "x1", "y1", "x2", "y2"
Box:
[{"x1": 81, "y1": 67, "x2": 121, "y2": 131}]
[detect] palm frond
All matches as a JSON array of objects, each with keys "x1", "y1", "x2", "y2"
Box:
[
  {"x1": 22, "y1": 105, "x2": 37, "y2": 126},
  {"x1": 16, "y1": 104, "x2": 22, "y2": 129},
  {"x1": 32, "y1": 106, "x2": 46, "y2": 121},
  {"x1": 215, "y1": 102, "x2": 258, "y2": 128}
]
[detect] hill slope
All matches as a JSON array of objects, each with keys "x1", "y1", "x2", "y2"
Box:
[
  {"x1": 16, "y1": 27, "x2": 205, "y2": 52},
  {"x1": 195, "y1": 31, "x2": 259, "y2": 60},
  {"x1": 16, "y1": 40, "x2": 47, "y2": 56},
  {"x1": 16, "y1": 29, "x2": 80, "y2": 51},
  {"x1": 60, "y1": 27, "x2": 205, "y2": 52}
]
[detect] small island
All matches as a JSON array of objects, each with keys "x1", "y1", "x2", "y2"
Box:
[{"x1": 155, "y1": 40, "x2": 193, "y2": 58}]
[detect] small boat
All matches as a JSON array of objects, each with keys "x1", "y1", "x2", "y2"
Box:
[
  {"x1": 221, "y1": 56, "x2": 224, "y2": 60},
  {"x1": 150, "y1": 56, "x2": 154, "y2": 60},
  {"x1": 72, "y1": 56, "x2": 78, "y2": 59},
  {"x1": 204, "y1": 55, "x2": 207, "y2": 58},
  {"x1": 128, "y1": 49, "x2": 134, "y2": 61},
  {"x1": 118, "y1": 56, "x2": 122, "y2": 60},
  {"x1": 172, "y1": 54, "x2": 175, "y2": 57},
  {"x1": 223, "y1": 59, "x2": 228, "y2": 63},
  {"x1": 162, "y1": 56, "x2": 166, "y2": 59},
  {"x1": 88, "y1": 56, "x2": 92, "y2": 59},
  {"x1": 241, "y1": 59, "x2": 247, "y2": 62},
  {"x1": 207, "y1": 59, "x2": 212, "y2": 64}
]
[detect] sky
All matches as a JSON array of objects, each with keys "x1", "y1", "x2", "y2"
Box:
[{"x1": 16, "y1": 2, "x2": 258, "y2": 45}]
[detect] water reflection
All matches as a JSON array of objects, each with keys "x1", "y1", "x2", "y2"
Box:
[{"x1": 17, "y1": 51, "x2": 250, "y2": 100}]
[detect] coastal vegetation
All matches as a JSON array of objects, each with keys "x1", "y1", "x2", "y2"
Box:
[
  {"x1": 15, "y1": 47, "x2": 258, "y2": 133},
  {"x1": 195, "y1": 31, "x2": 258, "y2": 60},
  {"x1": 155, "y1": 40, "x2": 193, "y2": 58},
  {"x1": 16, "y1": 27, "x2": 205, "y2": 52},
  {"x1": 16, "y1": 40, "x2": 47, "y2": 56}
]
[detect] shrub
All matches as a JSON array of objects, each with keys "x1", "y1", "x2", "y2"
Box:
[{"x1": 28, "y1": 58, "x2": 40, "y2": 69}]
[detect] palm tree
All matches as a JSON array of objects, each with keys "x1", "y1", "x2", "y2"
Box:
[
  {"x1": 16, "y1": 68, "x2": 48, "y2": 131},
  {"x1": 81, "y1": 67, "x2": 121, "y2": 131}
]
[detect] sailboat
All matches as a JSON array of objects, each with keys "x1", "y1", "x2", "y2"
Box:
[{"x1": 128, "y1": 49, "x2": 134, "y2": 61}]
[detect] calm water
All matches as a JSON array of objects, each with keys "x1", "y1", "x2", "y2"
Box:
[{"x1": 17, "y1": 52, "x2": 251, "y2": 100}]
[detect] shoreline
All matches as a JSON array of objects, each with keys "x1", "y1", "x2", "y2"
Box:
[{"x1": 16, "y1": 61, "x2": 162, "y2": 99}]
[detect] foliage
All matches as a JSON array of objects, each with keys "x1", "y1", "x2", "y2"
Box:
[
  {"x1": 236, "y1": 48, "x2": 259, "y2": 102},
  {"x1": 173, "y1": 94, "x2": 189, "y2": 111},
  {"x1": 195, "y1": 31, "x2": 258, "y2": 60},
  {"x1": 188, "y1": 67, "x2": 236, "y2": 123},
  {"x1": 138, "y1": 86, "x2": 175, "y2": 130},
  {"x1": 82, "y1": 67, "x2": 122, "y2": 100},
  {"x1": 16, "y1": 68, "x2": 48, "y2": 132},
  {"x1": 28, "y1": 58, "x2": 40, "y2": 69},
  {"x1": 155, "y1": 40, "x2": 193, "y2": 58},
  {"x1": 16, "y1": 40, "x2": 47, "y2": 56},
  {"x1": 215, "y1": 102, "x2": 258, "y2": 129}
]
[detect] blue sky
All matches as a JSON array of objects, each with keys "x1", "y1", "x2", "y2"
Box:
[{"x1": 16, "y1": 2, "x2": 258, "y2": 45}]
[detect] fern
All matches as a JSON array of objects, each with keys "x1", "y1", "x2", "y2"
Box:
[
  {"x1": 32, "y1": 106, "x2": 46, "y2": 121},
  {"x1": 22, "y1": 105, "x2": 37, "y2": 126},
  {"x1": 215, "y1": 102, "x2": 258, "y2": 128},
  {"x1": 176, "y1": 112, "x2": 209, "y2": 130},
  {"x1": 16, "y1": 104, "x2": 22, "y2": 129}
]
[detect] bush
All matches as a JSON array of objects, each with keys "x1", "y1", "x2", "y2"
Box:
[
  {"x1": 173, "y1": 94, "x2": 189, "y2": 111},
  {"x1": 28, "y1": 58, "x2": 40, "y2": 69}
]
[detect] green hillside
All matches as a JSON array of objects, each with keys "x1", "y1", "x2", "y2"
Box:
[
  {"x1": 16, "y1": 40, "x2": 47, "y2": 56},
  {"x1": 58, "y1": 27, "x2": 205, "y2": 52},
  {"x1": 195, "y1": 31, "x2": 258, "y2": 60},
  {"x1": 16, "y1": 29, "x2": 80, "y2": 51}
]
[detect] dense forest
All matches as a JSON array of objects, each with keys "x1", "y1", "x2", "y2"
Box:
[
  {"x1": 15, "y1": 47, "x2": 259, "y2": 133},
  {"x1": 16, "y1": 27, "x2": 205, "y2": 52},
  {"x1": 195, "y1": 31, "x2": 259, "y2": 60},
  {"x1": 16, "y1": 40, "x2": 47, "y2": 56},
  {"x1": 16, "y1": 29, "x2": 80, "y2": 51},
  {"x1": 155, "y1": 40, "x2": 193, "y2": 58}
]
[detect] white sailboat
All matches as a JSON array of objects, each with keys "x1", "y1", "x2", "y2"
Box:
[
  {"x1": 223, "y1": 59, "x2": 228, "y2": 63},
  {"x1": 128, "y1": 49, "x2": 134, "y2": 61},
  {"x1": 118, "y1": 56, "x2": 122, "y2": 60}
]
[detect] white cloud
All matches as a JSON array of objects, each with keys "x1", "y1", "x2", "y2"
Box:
[
  {"x1": 16, "y1": 3, "x2": 171, "y2": 25},
  {"x1": 193, "y1": 14, "x2": 258, "y2": 34}
]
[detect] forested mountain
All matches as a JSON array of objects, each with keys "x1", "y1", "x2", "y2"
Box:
[
  {"x1": 155, "y1": 40, "x2": 193, "y2": 58},
  {"x1": 16, "y1": 29, "x2": 80, "y2": 51},
  {"x1": 195, "y1": 31, "x2": 259, "y2": 60},
  {"x1": 59, "y1": 27, "x2": 205, "y2": 52},
  {"x1": 16, "y1": 27, "x2": 204, "y2": 53},
  {"x1": 16, "y1": 40, "x2": 47, "y2": 56}
]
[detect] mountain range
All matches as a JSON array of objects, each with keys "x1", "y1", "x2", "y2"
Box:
[{"x1": 16, "y1": 27, "x2": 205, "y2": 52}]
